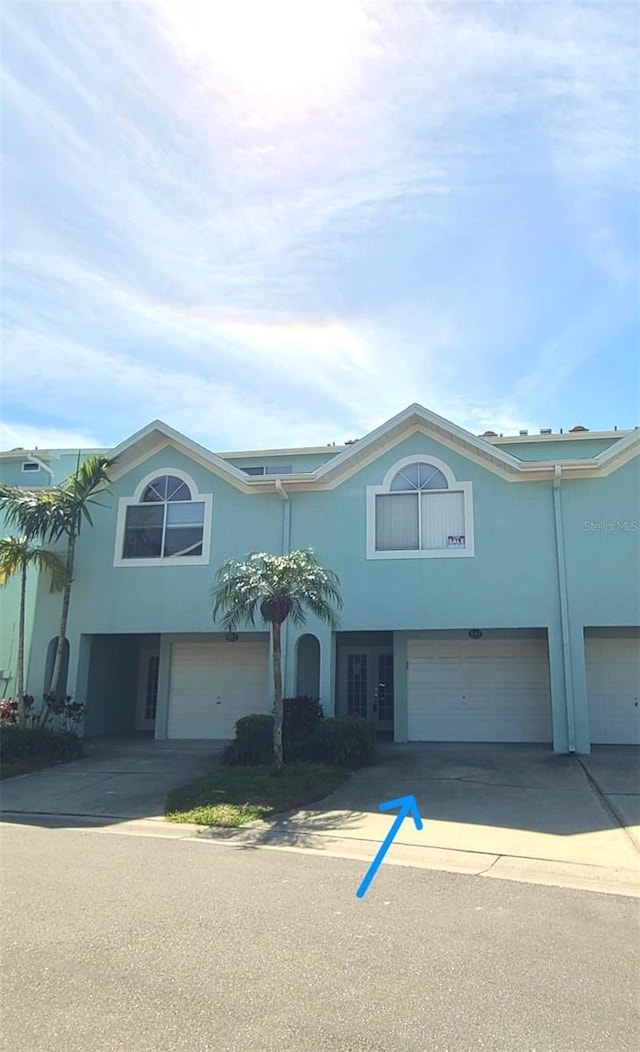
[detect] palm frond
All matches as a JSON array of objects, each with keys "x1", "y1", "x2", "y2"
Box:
[
  {"x1": 210, "y1": 549, "x2": 341, "y2": 631},
  {"x1": 0, "y1": 536, "x2": 67, "y2": 591}
]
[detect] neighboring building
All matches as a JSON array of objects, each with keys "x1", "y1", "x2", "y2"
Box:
[{"x1": 1, "y1": 404, "x2": 638, "y2": 752}]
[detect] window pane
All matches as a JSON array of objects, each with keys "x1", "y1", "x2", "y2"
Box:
[
  {"x1": 166, "y1": 477, "x2": 192, "y2": 501},
  {"x1": 347, "y1": 653, "x2": 368, "y2": 717},
  {"x1": 166, "y1": 501, "x2": 205, "y2": 526},
  {"x1": 390, "y1": 463, "x2": 420, "y2": 491},
  {"x1": 419, "y1": 464, "x2": 448, "y2": 490},
  {"x1": 142, "y1": 478, "x2": 167, "y2": 502},
  {"x1": 421, "y1": 491, "x2": 465, "y2": 549},
  {"x1": 123, "y1": 505, "x2": 163, "y2": 558},
  {"x1": 125, "y1": 505, "x2": 164, "y2": 528},
  {"x1": 142, "y1": 475, "x2": 193, "y2": 502},
  {"x1": 163, "y1": 526, "x2": 204, "y2": 557},
  {"x1": 242, "y1": 466, "x2": 266, "y2": 475},
  {"x1": 375, "y1": 494, "x2": 419, "y2": 550},
  {"x1": 123, "y1": 528, "x2": 163, "y2": 558}
]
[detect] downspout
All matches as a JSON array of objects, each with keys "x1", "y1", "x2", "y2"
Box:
[
  {"x1": 275, "y1": 478, "x2": 291, "y2": 696},
  {"x1": 553, "y1": 465, "x2": 576, "y2": 752},
  {"x1": 275, "y1": 478, "x2": 291, "y2": 555}
]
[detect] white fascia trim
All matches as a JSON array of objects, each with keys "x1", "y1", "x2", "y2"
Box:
[
  {"x1": 490, "y1": 430, "x2": 634, "y2": 444},
  {"x1": 108, "y1": 422, "x2": 253, "y2": 490},
  {"x1": 593, "y1": 430, "x2": 640, "y2": 465},
  {"x1": 313, "y1": 405, "x2": 523, "y2": 485},
  {"x1": 366, "y1": 477, "x2": 475, "y2": 560},
  {"x1": 113, "y1": 467, "x2": 213, "y2": 568},
  {"x1": 516, "y1": 436, "x2": 640, "y2": 478}
]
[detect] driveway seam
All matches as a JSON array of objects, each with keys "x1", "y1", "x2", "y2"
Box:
[{"x1": 574, "y1": 757, "x2": 640, "y2": 855}]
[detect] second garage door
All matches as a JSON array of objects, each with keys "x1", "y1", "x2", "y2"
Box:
[
  {"x1": 586, "y1": 634, "x2": 640, "y2": 745},
  {"x1": 167, "y1": 641, "x2": 270, "y2": 739},
  {"x1": 407, "y1": 636, "x2": 552, "y2": 742}
]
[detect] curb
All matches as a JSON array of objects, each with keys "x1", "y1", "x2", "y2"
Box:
[{"x1": 2, "y1": 810, "x2": 638, "y2": 899}]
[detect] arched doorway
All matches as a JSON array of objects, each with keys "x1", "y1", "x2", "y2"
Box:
[
  {"x1": 295, "y1": 633, "x2": 320, "y2": 699},
  {"x1": 44, "y1": 637, "x2": 70, "y2": 697}
]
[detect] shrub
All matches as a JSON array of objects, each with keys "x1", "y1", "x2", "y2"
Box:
[
  {"x1": 0, "y1": 694, "x2": 85, "y2": 732},
  {"x1": 0, "y1": 725, "x2": 84, "y2": 763},
  {"x1": 282, "y1": 695, "x2": 323, "y2": 761},
  {"x1": 0, "y1": 698, "x2": 17, "y2": 725},
  {"x1": 283, "y1": 696, "x2": 323, "y2": 733},
  {"x1": 223, "y1": 699, "x2": 324, "y2": 766},
  {"x1": 222, "y1": 714, "x2": 274, "y2": 766},
  {"x1": 222, "y1": 707, "x2": 377, "y2": 769},
  {"x1": 312, "y1": 716, "x2": 377, "y2": 768}
]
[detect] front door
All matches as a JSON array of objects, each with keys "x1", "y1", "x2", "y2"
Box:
[
  {"x1": 136, "y1": 649, "x2": 160, "y2": 732},
  {"x1": 338, "y1": 647, "x2": 394, "y2": 734}
]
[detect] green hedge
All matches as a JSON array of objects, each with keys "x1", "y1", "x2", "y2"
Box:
[
  {"x1": 0, "y1": 725, "x2": 84, "y2": 762},
  {"x1": 313, "y1": 717, "x2": 377, "y2": 767},
  {"x1": 222, "y1": 711, "x2": 376, "y2": 769},
  {"x1": 223, "y1": 714, "x2": 274, "y2": 766}
]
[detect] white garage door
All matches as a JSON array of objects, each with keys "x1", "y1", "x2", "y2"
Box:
[
  {"x1": 407, "y1": 637, "x2": 552, "y2": 742},
  {"x1": 586, "y1": 635, "x2": 640, "y2": 745},
  {"x1": 167, "y1": 641, "x2": 270, "y2": 739}
]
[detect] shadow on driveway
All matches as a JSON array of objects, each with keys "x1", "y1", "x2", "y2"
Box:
[{"x1": 1, "y1": 740, "x2": 638, "y2": 865}]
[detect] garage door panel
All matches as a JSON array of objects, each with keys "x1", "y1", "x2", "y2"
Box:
[
  {"x1": 407, "y1": 637, "x2": 551, "y2": 743},
  {"x1": 586, "y1": 636, "x2": 640, "y2": 745},
  {"x1": 168, "y1": 642, "x2": 269, "y2": 739}
]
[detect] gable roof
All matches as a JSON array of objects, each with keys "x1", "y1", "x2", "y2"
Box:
[
  {"x1": 313, "y1": 403, "x2": 525, "y2": 484},
  {"x1": 108, "y1": 420, "x2": 256, "y2": 491},
  {"x1": 106, "y1": 406, "x2": 640, "y2": 492}
]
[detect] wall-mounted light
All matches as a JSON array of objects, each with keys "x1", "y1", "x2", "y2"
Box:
[
  {"x1": 225, "y1": 633, "x2": 239, "y2": 643},
  {"x1": 468, "y1": 629, "x2": 483, "y2": 639}
]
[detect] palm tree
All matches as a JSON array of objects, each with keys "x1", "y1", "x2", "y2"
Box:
[
  {"x1": 0, "y1": 537, "x2": 67, "y2": 723},
  {"x1": 211, "y1": 549, "x2": 342, "y2": 769},
  {"x1": 0, "y1": 454, "x2": 112, "y2": 697}
]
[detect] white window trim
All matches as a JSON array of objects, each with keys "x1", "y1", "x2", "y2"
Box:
[
  {"x1": 113, "y1": 468, "x2": 213, "y2": 568},
  {"x1": 366, "y1": 455, "x2": 475, "y2": 559}
]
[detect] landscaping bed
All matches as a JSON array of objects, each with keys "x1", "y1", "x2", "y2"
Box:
[
  {"x1": 0, "y1": 726, "x2": 84, "y2": 780},
  {"x1": 165, "y1": 762, "x2": 350, "y2": 827}
]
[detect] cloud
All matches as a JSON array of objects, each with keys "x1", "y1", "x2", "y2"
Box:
[
  {"x1": 0, "y1": 422, "x2": 103, "y2": 452},
  {"x1": 1, "y1": 0, "x2": 637, "y2": 451}
]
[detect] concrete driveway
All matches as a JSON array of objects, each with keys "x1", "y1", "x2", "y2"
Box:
[
  {"x1": 0, "y1": 737, "x2": 223, "y2": 821},
  {"x1": 2, "y1": 738, "x2": 638, "y2": 896},
  {"x1": 199, "y1": 743, "x2": 640, "y2": 896}
]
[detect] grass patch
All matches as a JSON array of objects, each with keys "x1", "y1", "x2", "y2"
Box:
[{"x1": 165, "y1": 762, "x2": 350, "y2": 827}]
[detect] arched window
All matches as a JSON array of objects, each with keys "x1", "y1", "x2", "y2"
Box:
[
  {"x1": 389, "y1": 462, "x2": 448, "y2": 492},
  {"x1": 368, "y1": 457, "x2": 472, "y2": 558},
  {"x1": 122, "y1": 473, "x2": 206, "y2": 560}
]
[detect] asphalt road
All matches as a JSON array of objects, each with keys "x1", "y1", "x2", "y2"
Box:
[{"x1": 1, "y1": 823, "x2": 638, "y2": 1052}]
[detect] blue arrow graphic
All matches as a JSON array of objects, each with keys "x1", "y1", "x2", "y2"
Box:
[{"x1": 355, "y1": 794, "x2": 424, "y2": 899}]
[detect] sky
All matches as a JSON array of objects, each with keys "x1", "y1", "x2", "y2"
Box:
[{"x1": 1, "y1": 0, "x2": 638, "y2": 453}]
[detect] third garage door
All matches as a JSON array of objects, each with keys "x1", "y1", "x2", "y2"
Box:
[{"x1": 407, "y1": 636, "x2": 552, "y2": 742}]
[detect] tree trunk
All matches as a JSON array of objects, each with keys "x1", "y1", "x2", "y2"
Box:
[
  {"x1": 272, "y1": 620, "x2": 284, "y2": 770},
  {"x1": 16, "y1": 561, "x2": 26, "y2": 724},
  {"x1": 48, "y1": 531, "x2": 75, "y2": 699}
]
